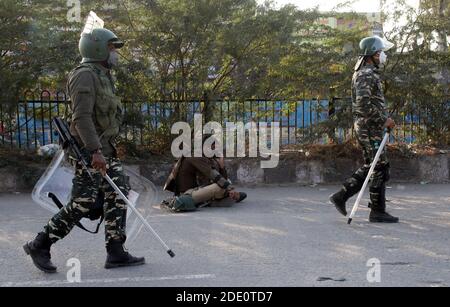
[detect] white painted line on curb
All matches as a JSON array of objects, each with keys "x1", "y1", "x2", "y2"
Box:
[{"x1": 0, "y1": 273, "x2": 216, "y2": 287}]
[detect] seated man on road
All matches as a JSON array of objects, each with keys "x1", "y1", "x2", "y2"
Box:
[{"x1": 160, "y1": 155, "x2": 247, "y2": 213}]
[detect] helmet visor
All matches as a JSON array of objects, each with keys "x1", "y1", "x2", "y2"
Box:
[
  {"x1": 109, "y1": 38, "x2": 124, "y2": 49},
  {"x1": 381, "y1": 38, "x2": 394, "y2": 51}
]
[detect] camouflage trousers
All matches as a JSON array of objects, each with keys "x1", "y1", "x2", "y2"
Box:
[
  {"x1": 343, "y1": 118, "x2": 390, "y2": 207},
  {"x1": 44, "y1": 157, "x2": 130, "y2": 244}
]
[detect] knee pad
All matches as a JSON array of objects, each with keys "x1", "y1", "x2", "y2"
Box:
[{"x1": 344, "y1": 177, "x2": 360, "y2": 192}]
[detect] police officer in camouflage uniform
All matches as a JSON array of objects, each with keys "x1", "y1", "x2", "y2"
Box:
[
  {"x1": 161, "y1": 156, "x2": 247, "y2": 212},
  {"x1": 329, "y1": 36, "x2": 399, "y2": 223},
  {"x1": 24, "y1": 28, "x2": 145, "y2": 273},
  {"x1": 161, "y1": 134, "x2": 247, "y2": 213}
]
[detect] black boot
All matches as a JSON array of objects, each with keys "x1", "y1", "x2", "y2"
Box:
[
  {"x1": 105, "y1": 241, "x2": 145, "y2": 269},
  {"x1": 23, "y1": 232, "x2": 57, "y2": 273},
  {"x1": 369, "y1": 210, "x2": 399, "y2": 223},
  {"x1": 330, "y1": 173, "x2": 365, "y2": 216},
  {"x1": 369, "y1": 184, "x2": 399, "y2": 223},
  {"x1": 329, "y1": 189, "x2": 349, "y2": 216}
]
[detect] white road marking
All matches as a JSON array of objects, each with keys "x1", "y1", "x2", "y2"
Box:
[{"x1": 0, "y1": 273, "x2": 215, "y2": 287}]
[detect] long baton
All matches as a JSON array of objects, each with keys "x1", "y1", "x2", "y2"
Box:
[
  {"x1": 52, "y1": 117, "x2": 175, "y2": 257},
  {"x1": 103, "y1": 174, "x2": 175, "y2": 258},
  {"x1": 347, "y1": 132, "x2": 390, "y2": 225}
]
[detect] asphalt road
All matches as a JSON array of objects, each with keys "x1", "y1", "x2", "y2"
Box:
[{"x1": 0, "y1": 183, "x2": 449, "y2": 287}]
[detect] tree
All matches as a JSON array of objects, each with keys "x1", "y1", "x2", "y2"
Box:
[
  {"x1": 1, "y1": 0, "x2": 448, "y2": 147},
  {"x1": 0, "y1": 0, "x2": 35, "y2": 104},
  {"x1": 382, "y1": 0, "x2": 450, "y2": 145}
]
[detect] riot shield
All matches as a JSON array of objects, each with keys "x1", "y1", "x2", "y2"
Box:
[{"x1": 31, "y1": 148, "x2": 158, "y2": 243}]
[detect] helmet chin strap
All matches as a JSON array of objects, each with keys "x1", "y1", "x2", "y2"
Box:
[{"x1": 100, "y1": 60, "x2": 110, "y2": 69}]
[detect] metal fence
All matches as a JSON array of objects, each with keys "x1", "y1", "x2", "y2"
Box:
[{"x1": 0, "y1": 91, "x2": 444, "y2": 149}]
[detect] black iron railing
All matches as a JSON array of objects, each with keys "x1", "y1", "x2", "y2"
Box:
[{"x1": 0, "y1": 91, "x2": 447, "y2": 149}]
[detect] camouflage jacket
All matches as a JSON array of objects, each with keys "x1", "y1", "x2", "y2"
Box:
[{"x1": 351, "y1": 64, "x2": 388, "y2": 128}]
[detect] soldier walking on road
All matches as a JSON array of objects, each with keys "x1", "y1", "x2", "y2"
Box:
[
  {"x1": 329, "y1": 36, "x2": 399, "y2": 223},
  {"x1": 24, "y1": 25, "x2": 145, "y2": 273}
]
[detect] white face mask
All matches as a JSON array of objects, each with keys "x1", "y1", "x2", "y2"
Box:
[
  {"x1": 379, "y1": 51, "x2": 387, "y2": 65},
  {"x1": 107, "y1": 50, "x2": 119, "y2": 68}
]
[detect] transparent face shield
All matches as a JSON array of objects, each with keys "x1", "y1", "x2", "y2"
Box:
[
  {"x1": 82, "y1": 11, "x2": 104, "y2": 35},
  {"x1": 381, "y1": 38, "x2": 395, "y2": 52},
  {"x1": 31, "y1": 149, "x2": 159, "y2": 244}
]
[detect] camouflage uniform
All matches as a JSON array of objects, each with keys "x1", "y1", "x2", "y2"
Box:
[
  {"x1": 343, "y1": 64, "x2": 390, "y2": 210},
  {"x1": 45, "y1": 157, "x2": 129, "y2": 243},
  {"x1": 43, "y1": 62, "x2": 128, "y2": 244},
  {"x1": 24, "y1": 26, "x2": 144, "y2": 273}
]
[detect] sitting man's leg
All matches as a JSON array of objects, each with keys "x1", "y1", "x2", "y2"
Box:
[
  {"x1": 192, "y1": 183, "x2": 227, "y2": 205},
  {"x1": 197, "y1": 185, "x2": 247, "y2": 207},
  {"x1": 160, "y1": 184, "x2": 246, "y2": 212},
  {"x1": 160, "y1": 184, "x2": 223, "y2": 212}
]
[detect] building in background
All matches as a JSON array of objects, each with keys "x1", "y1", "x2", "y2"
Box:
[{"x1": 318, "y1": 12, "x2": 383, "y2": 36}]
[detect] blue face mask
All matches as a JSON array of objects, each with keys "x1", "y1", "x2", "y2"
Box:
[{"x1": 107, "y1": 50, "x2": 119, "y2": 68}]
